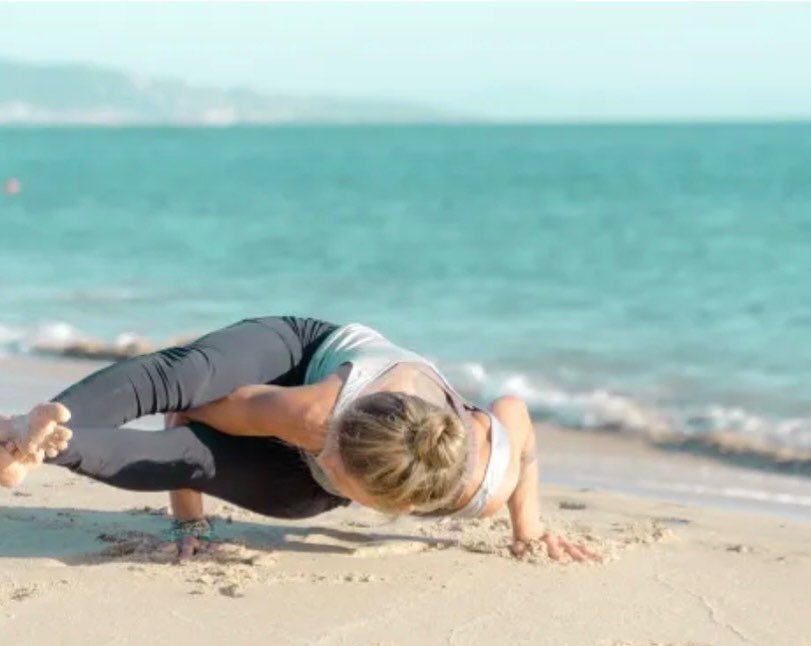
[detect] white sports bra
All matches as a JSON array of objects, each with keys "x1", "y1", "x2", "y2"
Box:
[{"x1": 303, "y1": 323, "x2": 511, "y2": 517}]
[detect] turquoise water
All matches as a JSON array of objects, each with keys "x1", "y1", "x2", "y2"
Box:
[{"x1": 2, "y1": 124, "x2": 811, "y2": 452}]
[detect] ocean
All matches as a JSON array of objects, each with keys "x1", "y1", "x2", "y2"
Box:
[{"x1": 2, "y1": 123, "x2": 811, "y2": 462}]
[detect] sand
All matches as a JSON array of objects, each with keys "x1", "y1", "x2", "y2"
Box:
[{"x1": 1, "y1": 356, "x2": 810, "y2": 645}]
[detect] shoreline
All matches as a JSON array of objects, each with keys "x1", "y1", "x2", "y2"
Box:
[
  {"x1": 0, "y1": 355, "x2": 811, "y2": 520},
  {"x1": 1, "y1": 354, "x2": 810, "y2": 643},
  {"x1": 4, "y1": 330, "x2": 811, "y2": 475},
  {"x1": 2, "y1": 353, "x2": 811, "y2": 522},
  {"x1": 537, "y1": 425, "x2": 811, "y2": 522}
]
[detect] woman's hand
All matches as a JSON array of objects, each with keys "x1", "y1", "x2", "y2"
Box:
[
  {"x1": 175, "y1": 534, "x2": 217, "y2": 560},
  {"x1": 489, "y1": 397, "x2": 600, "y2": 563},
  {"x1": 511, "y1": 531, "x2": 601, "y2": 562},
  {"x1": 167, "y1": 517, "x2": 217, "y2": 560}
]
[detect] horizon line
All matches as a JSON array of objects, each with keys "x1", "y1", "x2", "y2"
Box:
[{"x1": 2, "y1": 118, "x2": 811, "y2": 129}]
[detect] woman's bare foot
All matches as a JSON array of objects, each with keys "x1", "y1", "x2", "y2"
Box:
[{"x1": 0, "y1": 403, "x2": 73, "y2": 488}]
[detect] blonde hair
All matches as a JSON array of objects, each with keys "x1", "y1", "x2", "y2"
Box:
[{"x1": 336, "y1": 391, "x2": 468, "y2": 513}]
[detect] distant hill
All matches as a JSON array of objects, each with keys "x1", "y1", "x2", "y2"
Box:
[{"x1": 0, "y1": 59, "x2": 454, "y2": 125}]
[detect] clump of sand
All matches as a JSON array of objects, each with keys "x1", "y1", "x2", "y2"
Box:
[
  {"x1": 92, "y1": 529, "x2": 277, "y2": 597},
  {"x1": 411, "y1": 514, "x2": 676, "y2": 565}
]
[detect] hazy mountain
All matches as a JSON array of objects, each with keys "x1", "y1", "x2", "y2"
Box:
[{"x1": 0, "y1": 59, "x2": 454, "y2": 125}]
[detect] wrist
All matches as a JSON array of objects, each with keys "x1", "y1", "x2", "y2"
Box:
[
  {"x1": 512, "y1": 517, "x2": 543, "y2": 541},
  {"x1": 169, "y1": 517, "x2": 214, "y2": 542}
]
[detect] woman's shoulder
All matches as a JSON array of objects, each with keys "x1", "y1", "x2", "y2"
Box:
[{"x1": 489, "y1": 395, "x2": 530, "y2": 424}]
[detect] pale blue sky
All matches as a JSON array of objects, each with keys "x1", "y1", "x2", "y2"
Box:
[{"x1": 2, "y1": 2, "x2": 811, "y2": 121}]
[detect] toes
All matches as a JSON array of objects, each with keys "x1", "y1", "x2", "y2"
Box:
[
  {"x1": 51, "y1": 425, "x2": 73, "y2": 440},
  {"x1": 42, "y1": 425, "x2": 73, "y2": 452},
  {"x1": 16, "y1": 411, "x2": 73, "y2": 457},
  {"x1": 18, "y1": 421, "x2": 55, "y2": 454},
  {"x1": 30, "y1": 402, "x2": 71, "y2": 425},
  {"x1": 3, "y1": 402, "x2": 74, "y2": 466},
  {"x1": 52, "y1": 403, "x2": 71, "y2": 424}
]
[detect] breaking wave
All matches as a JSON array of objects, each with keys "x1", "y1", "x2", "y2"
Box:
[{"x1": 3, "y1": 322, "x2": 811, "y2": 470}]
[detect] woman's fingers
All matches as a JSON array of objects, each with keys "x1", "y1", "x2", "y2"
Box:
[
  {"x1": 165, "y1": 412, "x2": 189, "y2": 427},
  {"x1": 178, "y1": 536, "x2": 199, "y2": 560},
  {"x1": 176, "y1": 536, "x2": 218, "y2": 560},
  {"x1": 514, "y1": 534, "x2": 601, "y2": 563},
  {"x1": 577, "y1": 543, "x2": 602, "y2": 562},
  {"x1": 560, "y1": 539, "x2": 589, "y2": 562},
  {"x1": 510, "y1": 539, "x2": 528, "y2": 558},
  {"x1": 558, "y1": 537, "x2": 601, "y2": 563},
  {"x1": 541, "y1": 533, "x2": 565, "y2": 561}
]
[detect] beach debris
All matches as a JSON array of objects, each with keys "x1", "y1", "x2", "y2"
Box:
[
  {"x1": 26, "y1": 323, "x2": 197, "y2": 362},
  {"x1": 127, "y1": 505, "x2": 170, "y2": 517},
  {"x1": 559, "y1": 501, "x2": 588, "y2": 511},
  {"x1": 218, "y1": 584, "x2": 243, "y2": 598},
  {"x1": 3, "y1": 177, "x2": 21, "y2": 196},
  {"x1": 726, "y1": 544, "x2": 751, "y2": 554}
]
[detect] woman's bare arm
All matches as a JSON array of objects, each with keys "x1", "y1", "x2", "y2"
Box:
[
  {"x1": 490, "y1": 396, "x2": 599, "y2": 562},
  {"x1": 170, "y1": 488, "x2": 204, "y2": 520},
  {"x1": 180, "y1": 377, "x2": 341, "y2": 451},
  {"x1": 487, "y1": 397, "x2": 543, "y2": 541}
]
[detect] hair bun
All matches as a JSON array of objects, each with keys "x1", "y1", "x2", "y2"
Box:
[
  {"x1": 413, "y1": 413, "x2": 466, "y2": 470},
  {"x1": 337, "y1": 391, "x2": 469, "y2": 513}
]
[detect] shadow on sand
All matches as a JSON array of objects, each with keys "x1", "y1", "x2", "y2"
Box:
[{"x1": 0, "y1": 504, "x2": 447, "y2": 565}]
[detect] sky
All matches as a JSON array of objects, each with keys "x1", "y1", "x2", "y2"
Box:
[{"x1": 2, "y1": 2, "x2": 811, "y2": 121}]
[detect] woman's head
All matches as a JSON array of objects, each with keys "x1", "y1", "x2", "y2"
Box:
[{"x1": 335, "y1": 391, "x2": 468, "y2": 514}]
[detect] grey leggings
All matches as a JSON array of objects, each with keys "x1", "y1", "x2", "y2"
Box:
[{"x1": 47, "y1": 316, "x2": 350, "y2": 519}]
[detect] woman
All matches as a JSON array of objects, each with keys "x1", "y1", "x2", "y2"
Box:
[{"x1": 0, "y1": 316, "x2": 597, "y2": 562}]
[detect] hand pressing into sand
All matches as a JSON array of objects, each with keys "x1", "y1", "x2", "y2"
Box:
[
  {"x1": 175, "y1": 535, "x2": 219, "y2": 560},
  {"x1": 0, "y1": 403, "x2": 73, "y2": 487},
  {"x1": 511, "y1": 533, "x2": 601, "y2": 563},
  {"x1": 166, "y1": 517, "x2": 218, "y2": 561}
]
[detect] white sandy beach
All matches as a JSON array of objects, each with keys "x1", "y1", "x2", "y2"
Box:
[{"x1": 1, "y1": 356, "x2": 810, "y2": 646}]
